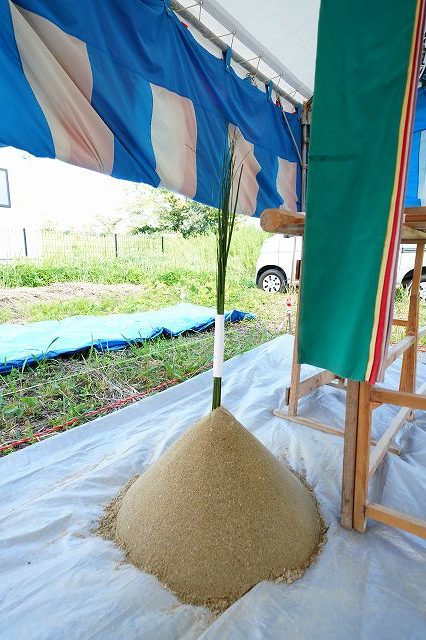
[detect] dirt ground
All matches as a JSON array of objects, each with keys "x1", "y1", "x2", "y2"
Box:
[{"x1": 0, "y1": 282, "x2": 145, "y2": 310}]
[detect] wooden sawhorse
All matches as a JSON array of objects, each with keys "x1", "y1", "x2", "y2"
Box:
[{"x1": 271, "y1": 213, "x2": 426, "y2": 537}]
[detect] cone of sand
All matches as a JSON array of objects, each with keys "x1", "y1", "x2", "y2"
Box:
[{"x1": 115, "y1": 406, "x2": 323, "y2": 610}]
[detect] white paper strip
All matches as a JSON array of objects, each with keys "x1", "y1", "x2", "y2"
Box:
[{"x1": 213, "y1": 314, "x2": 225, "y2": 378}]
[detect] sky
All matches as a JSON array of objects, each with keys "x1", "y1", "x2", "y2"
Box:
[
  {"x1": 0, "y1": 146, "x2": 261, "y2": 233},
  {"x1": 0, "y1": 146, "x2": 134, "y2": 231}
]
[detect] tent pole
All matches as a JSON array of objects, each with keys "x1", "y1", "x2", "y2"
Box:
[{"x1": 301, "y1": 101, "x2": 310, "y2": 211}]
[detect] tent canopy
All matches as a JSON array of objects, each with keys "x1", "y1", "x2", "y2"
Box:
[
  {"x1": 0, "y1": 0, "x2": 303, "y2": 215},
  {"x1": 174, "y1": 0, "x2": 320, "y2": 102},
  {"x1": 1, "y1": 0, "x2": 425, "y2": 383}
]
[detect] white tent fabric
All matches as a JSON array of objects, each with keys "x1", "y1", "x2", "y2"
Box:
[
  {"x1": 178, "y1": 0, "x2": 320, "y2": 99},
  {"x1": 1, "y1": 335, "x2": 425, "y2": 639}
]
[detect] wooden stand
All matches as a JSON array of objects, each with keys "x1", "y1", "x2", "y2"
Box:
[
  {"x1": 346, "y1": 238, "x2": 426, "y2": 537},
  {"x1": 270, "y1": 207, "x2": 426, "y2": 538}
]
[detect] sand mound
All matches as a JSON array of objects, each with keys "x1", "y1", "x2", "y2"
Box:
[{"x1": 112, "y1": 406, "x2": 324, "y2": 610}]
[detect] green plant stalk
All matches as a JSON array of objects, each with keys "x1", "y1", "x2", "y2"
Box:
[{"x1": 212, "y1": 141, "x2": 243, "y2": 410}]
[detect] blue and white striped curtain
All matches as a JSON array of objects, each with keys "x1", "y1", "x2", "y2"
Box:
[
  {"x1": 406, "y1": 87, "x2": 426, "y2": 207},
  {"x1": 0, "y1": 0, "x2": 302, "y2": 216}
]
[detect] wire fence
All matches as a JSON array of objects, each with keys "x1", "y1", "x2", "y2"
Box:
[
  {"x1": 0, "y1": 225, "x2": 264, "y2": 286},
  {"x1": 0, "y1": 228, "x2": 167, "y2": 263}
]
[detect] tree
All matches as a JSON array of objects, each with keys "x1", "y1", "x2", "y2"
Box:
[
  {"x1": 123, "y1": 184, "x2": 161, "y2": 234},
  {"x1": 125, "y1": 184, "x2": 216, "y2": 237},
  {"x1": 94, "y1": 212, "x2": 125, "y2": 235},
  {"x1": 156, "y1": 190, "x2": 216, "y2": 238}
]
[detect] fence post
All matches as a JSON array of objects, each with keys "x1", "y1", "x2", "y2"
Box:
[
  {"x1": 114, "y1": 233, "x2": 118, "y2": 258},
  {"x1": 161, "y1": 235, "x2": 164, "y2": 253},
  {"x1": 23, "y1": 227, "x2": 28, "y2": 257}
]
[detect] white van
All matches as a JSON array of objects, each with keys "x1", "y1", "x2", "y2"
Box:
[{"x1": 255, "y1": 234, "x2": 426, "y2": 300}]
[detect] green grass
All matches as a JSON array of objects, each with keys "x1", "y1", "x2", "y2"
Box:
[
  {"x1": 0, "y1": 226, "x2": 295, "y2": 454},
  {"x1": 0, "y1": 226, "x2": 264, "y2": 288},
  {"x1": 0, "y1": 322, "x2": 280, "y2": 449},
  {"x1": 0, "y1": 277, "x2": 289, "y2": 326},
  {"x1": 393, "y1": 285, "x2": 426, "y2": 346},
  {"x1": 0, "y1": 225, "x2": 419, "y2": 455}
]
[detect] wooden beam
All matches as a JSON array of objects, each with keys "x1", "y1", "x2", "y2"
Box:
[
  {"x1": 404, "y1": 205, "x2": 426, "y2": 218},
  {"x1": 368, "y1": 407, "x2": 412, "y2": 479},
  {"x1": 287, "y1": 366, "x2": 302, "y2": 416},
  {"x1": 366, "y1": 503, "x2": 426, "y2": 539},
  {"x1": 368, "y1": 380, "x2": 426, "y2": 479},
  {"x1": 371, "y1": 387, "x2": 426, "y2": 411},
  {"x1": 392, "y1": 318, "x2": 408, "y2": 327},
  {"x1": 341, "y1": 380, "x2": 359, "y2": 529},
  {"x1": 285, "y1": 370, "x2": 336, "y2": 406},
  {"x1": 260, "y1": 208, "x2": 305, "y2": 234},
  {"x1": 273, "y1": 409, "x2": 399, "y2": 454},
  {"x1": 287, "y1": 284, "x2": 302, "y2": 416},
  {"x1": 404, "y1": 206, "x2": 426, "y2": 232},
  {"x1": 327, "y1": 380, "x2": 347, "y2": 390},
  {"x1": 401, "y1": 224, "x2": 426, "y2": 241},
  {"x1": 353, "y1": 382, "x2": 372, "y2": 532},
  {"x1": 298, "y1": 370, "x2": 337, "y2": 396},
  {"x1": 385, "y1": 335, "x2": 415, "y2": 369},
  {"x1": 274, "y1": 410, "x2": 345, "y2": 438}
]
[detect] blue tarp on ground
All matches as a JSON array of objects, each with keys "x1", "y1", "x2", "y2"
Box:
[{"x1": 0, "y1": 303, "x2": 254, "y2": 373}]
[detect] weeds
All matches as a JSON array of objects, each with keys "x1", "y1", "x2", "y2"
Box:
[
  {"x1": 1, "y1": 225, "x2": 418, "y2": 454},
  {"x1": 0, "y1": 321, "x2": 281, "y2": 453},
  {"x1": 0, "y1": 227, "x2": 265, "y2": 288},
  {"x1": 0, "y1": 226, "x2": 291, "y2": 452}
]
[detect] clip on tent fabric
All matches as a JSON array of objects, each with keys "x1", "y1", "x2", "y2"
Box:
[{"x1": 224, "y1": 47, "x2": 232, "y2": 72}]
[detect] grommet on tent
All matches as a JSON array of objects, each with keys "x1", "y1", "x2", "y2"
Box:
[{"x1": 265, "y1": 81, "x2": 273, "y2": 102}]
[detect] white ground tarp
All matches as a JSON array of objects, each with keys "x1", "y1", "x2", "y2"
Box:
[{"x1": 1, "y1": 335, "x2": 426, "y2": 639}]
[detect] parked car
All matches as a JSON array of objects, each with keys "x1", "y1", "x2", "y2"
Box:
[
  {"x1": 255, "y1": 235, "x2": 302, "y2": 293},
  {"x1": 255, "y1": 234, "x2": 426, "y2": 300}
]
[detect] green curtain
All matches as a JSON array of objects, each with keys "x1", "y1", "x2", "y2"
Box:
[{"x1": 298, "y1": 0, "x2": 423, "y2": 381}]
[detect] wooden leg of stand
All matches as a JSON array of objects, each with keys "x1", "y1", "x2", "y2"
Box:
[
  {"x1": 341, "y1": 380, "x2": 360, "y2": 529},
  {"x1": 400, "y1": 241, "x2": 424, "y2": 402},
  {"x1": 353, "y1": 382, "x2": 372, "y2": 532},
  {"x1": 287, "y1": 286, "x2": 302, "y2": 416},
  {"x1": 288, "y1": 366, "x2": 301, "y2": 415}
]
